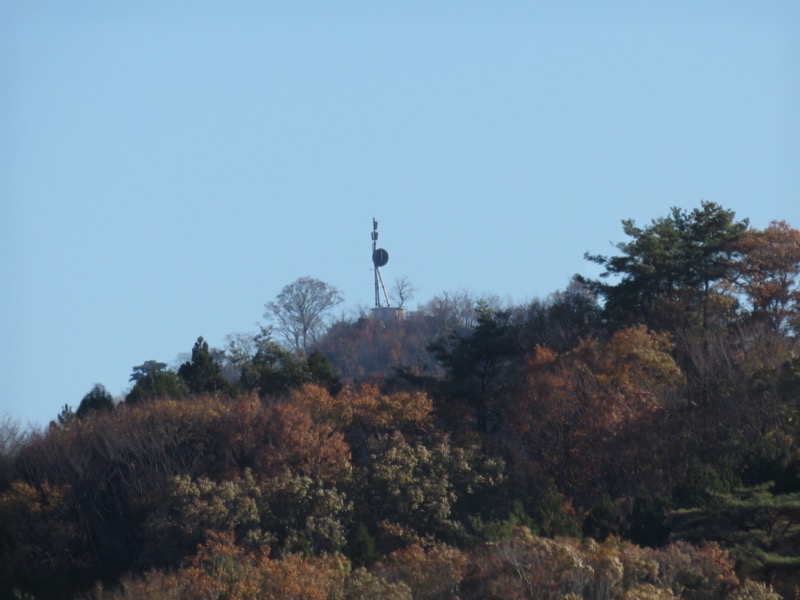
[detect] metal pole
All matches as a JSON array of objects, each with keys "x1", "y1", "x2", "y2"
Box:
[{"x1": 372, "y1": 218, "x2": 380, "y2": 308}]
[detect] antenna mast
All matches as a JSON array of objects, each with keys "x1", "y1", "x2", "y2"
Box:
[{"x1": 371, "y1": 218, "x2": 390, "y2": 308}]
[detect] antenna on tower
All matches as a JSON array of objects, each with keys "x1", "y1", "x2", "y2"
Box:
[{"x1": 371, "y1": 218, "x2": 390, "y2": 308}]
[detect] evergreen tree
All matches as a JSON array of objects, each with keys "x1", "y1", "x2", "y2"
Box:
[
  {"x1": 55, "y1": 404, "x2": 75, "y2": 427},
  {"x1": 671, "y1": 483, "x2": 800, "y2": 581},
  {"x1": 177, "y1": 336, "x2": 230, "y2": 396},
  {"x1": 429, "y1": 303, "x2": 520, "y2": 433},
  {"x1": 583, "y1": 201, "x2": 748, "y2": 331},
  {"x1": 533, "y1": 479, "x2": 581, "y2": 538},
  {"x1": 234, "y1": 329, "x2": 311, "y2": 398},
  {"x1": 305, "y1": 348, "x2": 342, "y2": 395},
  {"x1": 76, "y1": 384, "x2": 115, "y2": 418},
  {"x1": 125, "y1": 360, "x2": 188, "y2": 403},
  {"x1": 583, "y1": 493, "x2": 619, "y2": 540}
]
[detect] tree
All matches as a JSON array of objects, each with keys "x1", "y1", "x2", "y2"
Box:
[
  {"x1": 418, "y1": 290, "x2": 490, "y2": 331},
  {"x1": 392, "y1": 276, "x2": 418, "y2": 309},
  {"x1": 266, "y1": 277, "x2": 343, "y2": 355},
  {"x1": 146, "y1": 469, "x2": 268, "y2": 561},
  {"x1": 0, "y1": 414, "x2": 25, "y2": 491},
  {"x1": 522, "y1": 277, "x2": 603, "y2": 352},
  {"x1": 76, "y1": 383, "x2": 115, "y2": 418},
  {"x1": 533, "y1": 479, "x2": 582, "y2": 538},
  {"x1": 305, "y1": 348, "x2": 343, "y2": 395},
  {"x1": 55, "y1": 404, "x2": 75, "y2": 427},
  {"x1": 230, "y1": 328, "x2": 331, "y2": 398},
  {"x1": 364, "y1": 432, "x2": 505, "y2": 541},
  {"x1": 125, "y1": 360, "x2": 188, "y2": 403},
  {"x1": 178, "y1": 336, "x2": 230, "y2": 396},
  {"x1": 671, "y1": 483, "x2": 800, "y2": 588},
  {"x1": 429, "y1": 304, "x2": 520, "y2": 433},
  {"x1": 734, "y1": 220, "x2": 800, "y2": 331},
  {"x1": 0, "y1": 480, "x2": 85, "y2": 598},
  {"x1": 373, "y1": 542, "x2": 468, "y2": 599},
  {"x1": 583, "y1": 201, "x2": 748, "y2": 331},
  {"x1": 507, "y1": 326, "x2": 683, "y2": 509}
]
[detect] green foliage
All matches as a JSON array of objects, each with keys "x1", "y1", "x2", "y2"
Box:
[
  {"x1": 366, "y1": 434, "x2": 463, "y2": 538},
  {"x1": 305, "y1": 348, "x2": 343, "y2": 395},
  {"x1": 584, "y1": 201, "x2": 748, "y2": 330},
  {"x1": 467, "y1": 498, "x2": 533, "y2": 542},
  {"x1": 779, "y1": 355, "x2": 800, "y2": 405},
  {"x1": 364, "y1": 433, "x2": 506, "y2": 541},
  {"x1": 177, "y1": 336, "x2": 230, "y2": 396},
  {"x1": 671, "y1": 482, "x2": 800, "y2": 585},
  {"x1": 627, "y1": 493, "x2": 672, "y2": 547},
  {"x1": 584, "y1": 493, "x2": 620, "y2": 540},
  {"x1": 4, "y1": 202, "x2": 800, "y2": 598},
  {"x1": 430, "y1": 304, "x2": 518, "y2": 390},
  {"x1": 522, "y1": 277, "x2": 603, "y2": 352},
  {"x1": 56, "y1": 403, "x2": 75, "y2": 427},
  {"x1": 232, "y1": 328, "x2": 315, "y2": 397},
  {"x1": 148, "y1": 467, "x2": 351, "y2": 560},
  {"x1": 128, "y1": 359, "x2": 167, "y2": 384},
  {"x1": 533, "y1": 479, "x2": 582, "y2": 538},
  {"x1": 76, "y1": 383, "x2": 115, "y2": 418},
  {"x1": 345, "y1": 522, "x2": 379, "y2": 568},
  {"x1": 260, "y1": 470, "x2": 351, "y2": 555},
  {"x1": 125, "y1": 360, "x2": 188, "y2": 403},
  {"x1": 429, "y1": 303, "x2": 519, "y2": 432},
  {"x1": 673, "y1": 459, "x2": 739, "y2": 508},
  {"x1": 144, "y1": 469, "x2": 270, "y2": 564}
]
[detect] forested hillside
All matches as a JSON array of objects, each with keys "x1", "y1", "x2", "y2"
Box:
[{"x1": 2, "y1": 202, "x2": 800, "y2": 599}]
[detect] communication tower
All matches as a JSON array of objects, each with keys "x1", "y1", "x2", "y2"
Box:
[
  {"x1": 371, "y1": 218, "x2": 390, "y2": 308},
  {"x1": 370, "y1": 219, "x2": 403, "y2": 324}
]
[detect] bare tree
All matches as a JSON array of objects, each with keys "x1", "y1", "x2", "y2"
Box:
[
  {"x1": 392, "y1": 276, "x2": 418, "y2": 308},
  {"x1": 0, "y1": 413, "x2": 24, "y2": 452},
  {"x1": 266, "y1": 277, "x2": 343, "y2": 355},
  {"x1": 419, "y1": 290, "x2": 493, "y2": 331}
]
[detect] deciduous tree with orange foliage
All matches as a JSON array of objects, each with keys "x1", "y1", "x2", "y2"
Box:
[
  {"x1": 734, "y1": 220, "x2": 800, "y2": 331},
  {"x1": 3, "y1": 201, "x2": 799, "y2": 600},
  {"x1": 508, "y1": 325, "x2": 684, "y2": 511}
]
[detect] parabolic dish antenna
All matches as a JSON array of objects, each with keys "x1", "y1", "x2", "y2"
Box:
[{"x1": 372, "y1": 248, "x2": 389, "y2": 268}]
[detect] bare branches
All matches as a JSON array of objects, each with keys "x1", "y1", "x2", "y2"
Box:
[
  {"x1": 265, "y1": 277, "x2": 343, "y2": 355},
  {"x1": 392, "y1": 277, "x2": 418, "y2": 309}
]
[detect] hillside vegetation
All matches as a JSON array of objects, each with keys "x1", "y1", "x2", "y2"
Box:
[{"x1": 2, "y1": 202, "x2": 800, "y2": 599}]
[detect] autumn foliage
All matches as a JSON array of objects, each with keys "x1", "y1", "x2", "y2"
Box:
[{"x1": 2, "y1": 203, "x2": 800, "y2": 599}]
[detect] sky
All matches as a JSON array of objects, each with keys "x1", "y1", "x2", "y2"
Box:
[{"x1": 2, "y1": 1, "x2": 798, "y2": 428}]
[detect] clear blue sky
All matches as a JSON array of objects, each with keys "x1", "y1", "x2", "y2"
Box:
[{"x1": 2, "y1": 2, "x2": 798, "y2": 427}]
